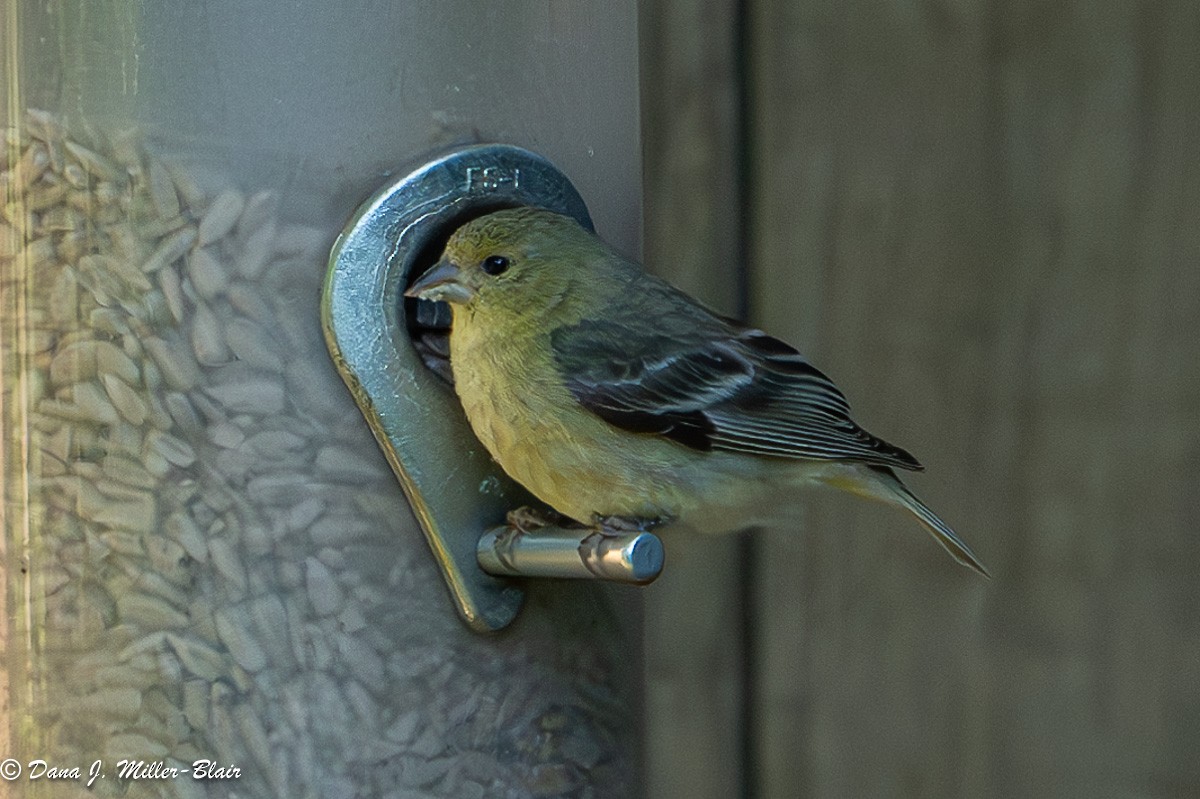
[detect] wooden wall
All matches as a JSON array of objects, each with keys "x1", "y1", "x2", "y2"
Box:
[
  {"x1": 641, "y1": 1, "x2": 1200, "y2": 797},
  {"x1": 640, "y1": 1, "x2": 748, "y2": 796}
]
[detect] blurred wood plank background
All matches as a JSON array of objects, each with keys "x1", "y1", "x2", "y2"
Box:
[
  {"x1": 640, "y1": 1, "x2": 749, "y2": 797},
  {"x1": 641, "y1": 1, "x2": 1200, "y2": 797}
]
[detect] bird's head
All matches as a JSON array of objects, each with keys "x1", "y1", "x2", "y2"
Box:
[{"x1": 405, "y1": 208, "x2": 605, "y2": 318}]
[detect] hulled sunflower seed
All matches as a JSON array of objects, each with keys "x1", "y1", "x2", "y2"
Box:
[
  {"x1": 140, "y1": 224, "x2": 197, "y2": 274},
  {"x1": 186, "y1": 245, "x2": 229, "y2": 299},
  {"x1": 159, "y1": 263, "x2": 186, "y2": 324},
  {"x1": 214, "y1": 608, "x2": 266, "y2": 673},
  {"x1": 204, "y1": 376, "x2": 285, "y2": 415},
  {"x1": 101, "y1": 373, "x2": 148, "y2": 425},
  {"x1": 146, "y1": 429, "x2": 197, "y2": 467},
  {"x1": 144, "y1": 335, "x2": 203, "y2": 391},
  {"x1": 197, "y1": 188, "x2": 244, "y2": 246},
  {"x1": 189, "y1": 299, "x2": 231, "y2": 366},
  {"x1": 305, "y1": 556, "x2": 343, "y2": 617}
]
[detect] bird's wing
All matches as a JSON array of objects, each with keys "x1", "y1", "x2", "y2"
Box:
[{"x1": 550, "y1": 281, "x2": 922, "y2": 470}]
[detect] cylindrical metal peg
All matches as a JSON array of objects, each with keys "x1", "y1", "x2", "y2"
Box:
[{"x1": 477, "y1": 525, "x2": 664, "y2": 585}]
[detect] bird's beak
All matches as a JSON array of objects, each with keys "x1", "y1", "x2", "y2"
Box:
[{"x1": 405, "y1": 259, "x2": 474, "y2": 304}]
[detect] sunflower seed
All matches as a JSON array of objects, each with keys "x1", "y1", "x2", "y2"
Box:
[
  {"x1": 101, "y1": 373, "x2": 148, "y2": 425},
  {"x1": 24, "y1": 107, "x2": 65, "y2": 141},
  {"x1": 286, "y1": 497, "x2": 325, "y2": 532},
  {"x1": 234, "y1": 702, "x2": 274, "y2": 772},
  {"x1": 159, "y1": 263, "x2": 186, "y2": 324},
  {"x1": 285, "y1": 358, "x2": 343, "y2": 418},
  {"x1": 208, "y1": 536, "x2": 247, "y2": 594},
  {"x1": 46, "y1": 266, "x2": 79, "y2": 326},
  {"x1": 189, "y1": 300, "x2": 232, "y2": 366},
  {"x1": 144, "y1": 536, "x2": 188, "y2": 581},
  {"x1": 142, "y1": 449, "x2": 171, "y2": 478},
  {"x1": 59, "y1": 161, "x2": 88, "y2": 188},
  {"x1": 185, "y1": 245, "x2": 229, "y2": 299},
  {"x1": 165, "y1": 634, "x2": 226, "y2": 683},
  {"x1": 182, "y1": 679, "x2": 207, "y2": 728},
  {"x1": 104, "y1": 421, "x2": 143, "y2": 458},
  {"x1": 13, "y1": 141, "x2": 51, "y2": 188},
  {"x1": 247, "y1": 593, "x2": 291, "y2": 667},
  {"x1": 94, "y1": 341, "x2": 140, "y2": 384},
  {"x1": 246, "y1": 428, "x2": 307, "y2": 454},
  {"x1": 197, "y1": 188, "x2": 244, "y2": 246},
  {"x1": 146, "y1": 429, "x2": 197, "y2": 467},
  {"x1": 161, "y1": 392, "x2": 202, "y2": 438},
  {"x1": 144, "y1": 336, "x2": 202, "y2": 391},
  {"x1": 163, "y1": 161, "x2": 207, "y2": 211},
  {"x1": 344, "y1": 679, "x2": 381, "y2": 731},
  {"x1": 107, "y1": 126, "x2": 144, "y2": 172},
  {"x1": 87, "y1": 307, "x2": 129, "y2": 336},
  {"x1": 140, "y1": 225, "x2": 197, "y2": 274},
  {"x1": 245, "y1": 473, "x2": 309, "y2": 505},
  {"x1": 228, "y1": 279, "x2": 276, "y2": 322},
  {"x1": 305, "y1": 557, "x2": 343, "y2": 617},
  {"x1": 88, "y1": 492, "x2": 157, "y2": 533},
  {"x1": 118, "y1": 592, "x2": 189, "y2": 630},
  {"x1": 214, "y1": 447, "x2": 255, "y2": 482},
  {"x1": 64, "y1": 140, "x2": 119, "y2": 181},
  {"x1": 335, "y1": 631, "x2": 386, "y2": 694},
  {"x1": 234, "y1": 189, "x2": 274, "y2": 233},
  {"x1": 315, "y1": 445, "x2": 386, "y2": 481},
  {"x1": 309, "y1": 515, "x2": 373, "y2": 547},
  {"x1": 47, "y1": 340, "x2": 94, "y2": 386},
  {"x1": 164, "y1": 512, "x2": 207, "y2": 563},
  {"x1": 145, "y1": 392, "x2": 175, "y2": 432},
  {"x1": 214, "y1": 608, "x2": 266, "y2": 673},
  {"x1": 101, "y1": 455, "x2": 156, "y2": 489},
  {"x1": 207, "y1": 420, "x2": 245, "y2": 449},
  {"x1": 136, "y1": 212, "x2": 191, "y2": 242},
  {"x1": 104, "y1": 221, "x2": 145, "y2": 265},
  {"x1": 204, "y1": 376, "x2": 285, "y2": 415},
  {"x1": 235, "y1": 220, "x2": 276, "y2": 279},
  {"x1": 284, "y1": 597, "x2": 310, "y2": 670},
  {"x1": 70, "y1": 381, "x2": 120, "y2": 424},
  {"x1": 81, "y1": 252, "x2": 153, "y2": 293},
  {"x1": 386, "y1": 710, "x2": 421, "y2": 746},
  {"x1": 223, "y1": 317, "x2": 284, "y2": 372}
]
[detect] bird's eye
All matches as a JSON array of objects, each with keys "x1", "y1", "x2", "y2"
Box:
[{"x1": 481, "y1": 255, "x2": 510, "y2": 276}]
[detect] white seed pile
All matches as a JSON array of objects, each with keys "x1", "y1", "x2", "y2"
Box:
[{"x1": 2, "y1": 111, "x2": 633, "y2": 799}]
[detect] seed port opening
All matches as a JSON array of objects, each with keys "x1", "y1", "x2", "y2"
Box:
[{"x1": 403, "y1": 200, "x2": 525, "y2": 385}]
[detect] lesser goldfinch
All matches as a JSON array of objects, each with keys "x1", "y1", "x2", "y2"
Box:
[{"x1": 406, "y1": 208, "x2": 988, "y2": 576}]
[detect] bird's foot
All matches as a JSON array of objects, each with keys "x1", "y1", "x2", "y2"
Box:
[
  {"x1": 505, "y1": 505, "x2": 563, "y2": 534},
  {"x1": 588, "y1": 514, "x2": 665, "y2": 537}
]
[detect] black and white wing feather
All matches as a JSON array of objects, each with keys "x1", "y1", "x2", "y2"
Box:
[{"x1": 550, "y1": 280, "x2": 922, "y2": 471}]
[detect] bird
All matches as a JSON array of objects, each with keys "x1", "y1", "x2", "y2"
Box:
[{"x1": 405, "y1": 207, "x2": 988, "y2": 576}]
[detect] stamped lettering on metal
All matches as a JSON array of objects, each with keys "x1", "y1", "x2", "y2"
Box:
[{"x1": 465, "y1": 166, "x2": 521, "y2": 192}]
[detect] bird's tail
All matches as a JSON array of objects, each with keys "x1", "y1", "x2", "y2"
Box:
[{"x1": 824, "y1": 465, "x2": 990, "y2": 577}]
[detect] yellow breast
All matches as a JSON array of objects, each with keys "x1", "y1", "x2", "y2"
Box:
[{"x1": 448, "y1": 313, "x2": 690, "y2": 523}]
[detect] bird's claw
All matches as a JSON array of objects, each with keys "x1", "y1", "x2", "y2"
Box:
[
  {"x1": 588, "y1": 514, "x2": 664, "y2": 537},
  {"x1": 505, "y1": 505, "x2": 562, "y2": 533}
]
